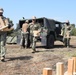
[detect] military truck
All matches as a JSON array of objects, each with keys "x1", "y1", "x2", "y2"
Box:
[{"x1": 16, "y1": 17, "x2": 69, "y2": 48}]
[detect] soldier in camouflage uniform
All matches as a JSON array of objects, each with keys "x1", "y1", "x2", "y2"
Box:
[
  {"x1": 20, "y1": 20, "x2": 29, "y2": 48},
  {"x1": 0, "y1": 8, "x2": 13, "y2": 62},
  {"x1": 29, "y1": 16, "x2": 41, "y2": 53},
  {"x1": 63, "y1": 20, "x2": 72, "y2": 47},
  {"x1": 0, "y1": 8, "x2": 8, "y2": 61}
]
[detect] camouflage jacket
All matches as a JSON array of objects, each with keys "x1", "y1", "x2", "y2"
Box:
[
  {"x1": 63, "y1": 24, "x2": 72, "y2": 38},
  {"x1": 29, "y1": 22, "x2": 41, "y2": 34}
]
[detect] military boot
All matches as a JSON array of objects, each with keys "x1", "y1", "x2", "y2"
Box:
[
  {"x1": 1, "y1": 56, "x2": 5, "y2": 62},
  {"x1": 32, "y1": 47, "x2": 36, "y2": 53}
]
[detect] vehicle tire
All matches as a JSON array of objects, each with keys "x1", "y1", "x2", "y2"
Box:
[{"x1": 47, "y1": 34, "x2": 54, "y2": 48}]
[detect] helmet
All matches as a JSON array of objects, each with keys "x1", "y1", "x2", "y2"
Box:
[
  {"x1": 32, "y1": 16, "x2": 36, "y2": 19},
  {"x1": 0, "y1": 8, "x2": 4, "y2": 13}
]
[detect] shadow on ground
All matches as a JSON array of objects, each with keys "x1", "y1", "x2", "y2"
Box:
[
  {"x1": 7, "y1": 56, "x2": 33, "y2": 61},
  {"x1": 54, "y1": 45, "x2": 65, "y2": 48},
  {"x1": 36, "y1": 45, "x2": 65, "y2": 49},
  {"x1": 70, "y1": 45, "x2": 76, "y2": 48}
]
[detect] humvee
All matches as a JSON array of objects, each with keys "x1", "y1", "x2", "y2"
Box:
[{"x1": 16, "y1": 17, "x2": 69, "y2": 48}]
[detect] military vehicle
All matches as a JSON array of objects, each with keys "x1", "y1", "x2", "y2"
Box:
[
  {"x1": 7, "y1": 17, "x2": 71, "y2": 48},
  {"x1": 6, "y1": 19, "x2": 17, "y2": 44},
  {"x1": 15, "y1": 17, "x2": 70, "y2": 48}
]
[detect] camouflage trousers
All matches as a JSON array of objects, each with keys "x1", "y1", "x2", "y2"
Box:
[
  {"x1": 20, "y1": 32, "x2": 28, "y2": 47},
  {"x1": 64, "y1": 38, "x2": 70, "y2": 47},
  {"x1": 30, "y1": 34, "x2": 37, "y2": 51},
  {"x1": 32, "y1": 37, "x2": 36, "y2": 51},
  {"x1": 0, "y1": 33, "x2": 7, "y2": 57}
]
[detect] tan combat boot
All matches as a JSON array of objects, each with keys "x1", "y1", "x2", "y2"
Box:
[{"x1": 1, "y1": 56, "x2": 5, "y2": 62}]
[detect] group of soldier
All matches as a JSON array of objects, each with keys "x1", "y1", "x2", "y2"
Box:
[
  {"x1": 20, "y1": 16, "x2": 41, "y2": 53},
  {"x1": 0, "y1": 8, "x2": 72, "y2": 62},
  {"x1": 0, "y1": 7, "x2": 42, "y2": 62}
]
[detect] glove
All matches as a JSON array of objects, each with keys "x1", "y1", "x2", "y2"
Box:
[{"x1": 8, "y1": 24, "x2": 11, "y2": 29}]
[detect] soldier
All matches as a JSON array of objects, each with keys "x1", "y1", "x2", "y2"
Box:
[
  {"x1": 63, "y1": 20, "x2": 72, "y2": 47},
  {"x1": 20, "y1": 20, "x2": 29, "y2": 48},
  {"x1": 29, "y1": 16, "x2": 41, "y2": 53},
  {"x1": 0, "y1": 8, "x2": 13, "y2": 62}
]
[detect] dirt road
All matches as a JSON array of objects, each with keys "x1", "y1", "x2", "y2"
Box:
[{"x1": 0, "y1": 36, "x2": 76, "y2": 75}]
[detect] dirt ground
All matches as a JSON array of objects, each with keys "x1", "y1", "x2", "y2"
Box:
[{"x1": 0, "y1": 36, "x2": 76, "y2": 75}]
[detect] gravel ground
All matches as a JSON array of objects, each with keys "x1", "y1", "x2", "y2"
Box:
[{"x1": 0, "y1": 36, "x2": 76, "y2": 75}]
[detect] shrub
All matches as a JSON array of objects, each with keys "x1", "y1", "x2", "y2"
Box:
[{"x1": 71, "y1": 28, "x2": 76, "y2": 36}]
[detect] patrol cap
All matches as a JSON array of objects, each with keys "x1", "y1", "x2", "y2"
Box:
[
  {"x1": 25, "y1": 19, "x2": 29, "y2": 23},
  {"x1": 0, "y1": 8, "x2": 4, "y2": 13},
  {"x1": 32, "y1": 16, "x2": 36, "y2": 19}
]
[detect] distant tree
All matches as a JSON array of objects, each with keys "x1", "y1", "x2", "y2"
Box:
[
  {"x1": 71, "y1": 28, "x2": 76, "y2": 36},
  {"x1": 71, "y1": 24, "x2": 75, "y2": 28}
]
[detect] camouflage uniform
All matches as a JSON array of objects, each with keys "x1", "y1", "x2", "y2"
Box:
[
  {"x1": 0, "y1": 8, "x2": 7, "y2": 61},
  {"x1": 20, "y1": 20, "x2": 29, "y2": 48},
  {"x1": 63, "y1": 22, "x2": 72, "y2": 47},
  {"x1": 30, "y1": 22, "x2": 41, "y2": 52},
  {"x1": 20, "y1": 31, "x2": 29, "y2": 48},
  {"x1": 0, "y1": 32, "x2": 7, "y2": 58}
]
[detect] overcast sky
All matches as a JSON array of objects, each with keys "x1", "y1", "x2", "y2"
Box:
[{"x1": 0, "y1": 0, "x2": 76, "y2": 28}]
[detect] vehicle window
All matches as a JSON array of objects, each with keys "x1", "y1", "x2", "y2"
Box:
[
  {"x1": 55, "y1": 23, "x2": 62, "y2": 35},
  {"x1": 56, "y1": 24, "x2": 59, "y2": 27}
]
